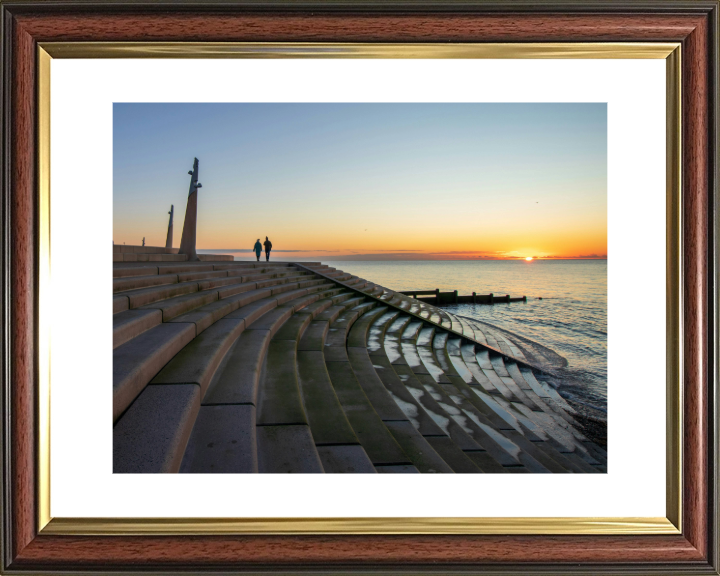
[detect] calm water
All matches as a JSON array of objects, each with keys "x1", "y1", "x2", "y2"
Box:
[{"x1": 325, "y1": 260, "x2": 607, "y2": 413}]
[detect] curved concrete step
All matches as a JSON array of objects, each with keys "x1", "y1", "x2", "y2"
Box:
[
  {"x1": 367, "y1": 314, "x2": 482, "y2": 473},
  {"x1": 113, "y1": 260, "x2": 606, "y2": 473},
  {"x1": 116, "y1": 276, "x2": 334, "y2": 455},
  {"x1": 113, "y1": 322, "x2": 196, "y2": 422},
  {"x1": 113, "y1": 273, "x2": 180, "y2": 293},
  {"x1": 254, "y1": 312, "x2": 325, "y2": 473},
  {"x1": 316, "y1": 445, "x2": 376, "y2": 473},
  {"x1": 450, "y1": 342, "x2": 597, "y2": 472},
  {"x1": 114, "y1": 267, "x2": 313, "y2": 313},
  {"x1": 324, "y1": 308, "x2": 413, "y2": 467},
  {"x1": 347, "y1": 310, "x2": 458, "y2": 475},
  {"x1": 113, "y1": 309, "x2": 162, "y2": 349},
  {"x1": 114, "y1": 383, "x2": 200, "y2": 473},
  {"x1": 174, "y1": 292, "x2": 327, "y2": 473}
]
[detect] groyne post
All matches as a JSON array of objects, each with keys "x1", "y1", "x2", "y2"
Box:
[
  {"x1": 472, "y1": 291, "x2": 476, "y2": 304},
  {"x1": 165, "y1": 204, "x2": 174, "y2": 249},
  {"x1": 179, "y1": 157, "x2": 202, "y2": 261},
  {"x1": 435, "y1": 288, "x2": 440, "y2": 305},
  {"x1": 489, "y1": 293, "x2": 494, "y2": 305},
  {"x1": 454, "y1": 290, "x2": 458, "y2": 304},
  {"x1": 506, "y1": 294, "x2": 510, "y2": 303},
  {"x1": 523, "y1": 295, "x2": 527, "y2": 302}
]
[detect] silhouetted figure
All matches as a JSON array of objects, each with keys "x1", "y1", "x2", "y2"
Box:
[
  {"x1": 253, "y1": 239, "x2": 262, "y2": 262},
  {"x1": 142, "y1": 237, "x2": 145, "y2": 247},
  {"x1": 263, "y1": 236, "x2": 272, "y2": 262}
]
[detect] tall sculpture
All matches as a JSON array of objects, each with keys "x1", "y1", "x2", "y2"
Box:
[
  {"x1": 178, "y1": 158, "x2": 202, "y2": 260},
  {"x1": 165, "y1": 205, "x2": 174, "y2": 249}
]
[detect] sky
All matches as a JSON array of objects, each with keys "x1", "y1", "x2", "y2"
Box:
[{"x1": 113, "y1": 103, "x2": 606, "y2": 260}]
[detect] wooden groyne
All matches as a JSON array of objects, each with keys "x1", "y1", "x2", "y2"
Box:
[{"x1": 400, "y1": 289, "x2": 527, "y2": 305}]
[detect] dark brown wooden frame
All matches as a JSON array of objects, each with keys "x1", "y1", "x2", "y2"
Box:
[{"x1": 1, "y1": 1, "x2": 718, "y2": 573}]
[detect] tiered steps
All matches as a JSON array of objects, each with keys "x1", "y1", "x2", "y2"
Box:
[{"x1": 113, "y1": 261, "x2": 606, "y2": 473}]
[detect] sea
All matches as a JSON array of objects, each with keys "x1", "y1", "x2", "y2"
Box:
[{"x1": 320, "y1": 260, "x2": 608, "y2": 418}]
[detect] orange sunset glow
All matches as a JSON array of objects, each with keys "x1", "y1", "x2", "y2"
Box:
[{"x1": 114, "y1": 103, "x2": 607, "y2": 260}]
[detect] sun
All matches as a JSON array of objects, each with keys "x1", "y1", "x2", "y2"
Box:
[{"x1": 525, "y1": 256, "x2": 534, "y2": 261}]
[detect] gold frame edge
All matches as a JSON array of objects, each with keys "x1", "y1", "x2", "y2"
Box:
[
  {"x1": 37, "y1": 46, "x2": 52, "y2": 533},
  {"x1": 39, "y1": 41, "x2": 679, "y2": 59},
  {"x1": 41, "y1": 516, "x2": 679, "y2": 536}
]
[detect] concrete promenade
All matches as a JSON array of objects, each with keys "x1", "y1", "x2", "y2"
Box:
[{"x1": 113, "y1": 259, "x2": 607, "y2": 474}]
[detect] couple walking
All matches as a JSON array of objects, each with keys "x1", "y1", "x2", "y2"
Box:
[{"x1": 253, "y1": 237, "x2": 272, "y2": 262}]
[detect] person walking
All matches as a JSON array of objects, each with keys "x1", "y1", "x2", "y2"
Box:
[
  {"x1": 253, "y1": 238, "x2": 262, "y2": 262},
  {"x1": 263, "y1": 236, "x2": 272, "y2": 262}
]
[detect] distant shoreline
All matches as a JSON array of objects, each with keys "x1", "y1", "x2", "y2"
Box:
[{"x1": 195, "y1": 251, "x2": 608, "y2": 262}]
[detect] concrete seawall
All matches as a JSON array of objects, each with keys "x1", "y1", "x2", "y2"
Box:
[{"x1": 112, "y1": 259, "x2": 607, "y2": 474}]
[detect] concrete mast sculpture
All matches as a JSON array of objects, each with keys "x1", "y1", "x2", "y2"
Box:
[
  {"x1": 178, "y1": 158, "x2": 202, "y2": 261},
  {"x1": 165, "y1": 205, "x2": 174, "y2": 249}
]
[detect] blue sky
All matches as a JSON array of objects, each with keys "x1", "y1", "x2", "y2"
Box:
[{"x1": 113, "y1": 103, "x2": 606, "y2": 259}]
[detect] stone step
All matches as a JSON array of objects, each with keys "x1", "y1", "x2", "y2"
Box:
[
  {"x1": 114, "y1": 269, "x2": 308, "y2": 314},
  {"x1": 117, "y1": 280, "x2": 200, "y2": 311},
  {"x1": 113, "y1": 322, "x2": 196, "y2": 422},
  {"x1": 324, "y1": 360, "x2": 412, "y2": 466},
  {"x1": 366, "y1": 310, "x2": 401, "y2": 356},
  {"x1": 111, "y1": 261, "x2": 606, "y2": 474},
  {"x1": 423, "y1": 436, "x2": 482, "y2": 473},
  {"x1": 370, "y1": 355, "x2": 447, "y2": 437},
  {"x1": 115, "y1": 253, "x2": 187, "y2": 263},
  {"x1": 211, "y1": 262, "x2": 297, "y2": 271},
  {"x1": 401, "y1": 320, "x2": 424, "y2": 342},
  {"x1": 422, "y1": 344, "x2": 554, "y2": 471},
  {"x1": 382, "y1": 421, "x2": 454, "y2": 473},
  {"x1": 506, "y1": 362, "x2": 577, "y2": 423},
  {"x1": 180, "y1": 404, "x2": 258, "y2": 473},
  {"x1": 410, "y1": 370, "x2": 523, "y2": 466},
  {"x1": 151, "y1": 317, "x2": 246, "y2": 396},
  {"x1": 113, "y1": 273, "x2": 179, "y2": 293},
  {"x1": 346, "y1": 347, "x2": 408, "y2": 422},
  {"x1": 317, "y1": 445, "x2": 376, "y2": 473},
  {"x1": 392, "y1": 364, "x2": 482, "y2": 450},
  {"x1": 202, "y1": 329, "x2": 269, "y2": 406},
  {"x1": 375, "y1": 465, "x2": 420, "y2": 473},
  {"x1": 456, "y1": 316, "x2": 476, "y2": 340},
  {"x1": 457, "y1": 344, "x2": 515, "y2": 400},
  {"x1": 346, "y1": 306, "x2": 388, "y2": 348},
  {"x1": 444, "y1": 311, "x2": 464, "y2": 335},
  {"x1": 257, "y1": 340, "x2": 309, "y2": 426},
  {"x1": 464, "y1": 450, "x2": 508, "y2": 473},
  {"x1": 113, "y1": 309, "x2": 162, "y2": 349},
  {"x1": 156, "y1": 263, "x2": 216, "y2": 275},
  {"x1": 469, "y1": 323, "x2": 488, "y2": 346},
  {"x1": 140, "y1": 289, "x2": 219, "y2": 322},
  {"x1": 256, "y1": 425, "x2": 324, "y2": 473},
  {"x1": 324, "y1": 303, "x2": 376, "y2": 362},
  {"x1": 169, "y1": 293, "x2": 256, "y2": 336},
  {"x1": 297, "y1": 351, "x2": 360, "y2": 445},
  {"x1": 113, "y1": 265, "x2": 161, "y2": 279},
  {"x1": 114, "y1": 383, "x2": 200, "y2": 473},
  {"x1": 416, "y1": 326, "x2": 436, "y2": 347},
  {"x1": 200, "y1": 292, "x2": 317, "y2": 411}
]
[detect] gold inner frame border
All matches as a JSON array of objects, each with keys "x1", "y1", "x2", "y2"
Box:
[{"x1": 36, "y1": 41, "x2": 682, "y2": 536}]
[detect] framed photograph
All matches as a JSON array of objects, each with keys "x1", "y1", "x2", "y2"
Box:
[{"x1": 1, "y1": 1, "x2": 717, "y2": 573}]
